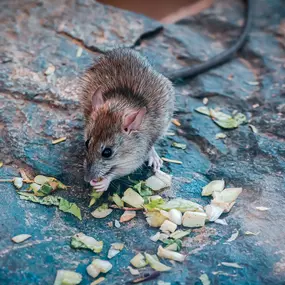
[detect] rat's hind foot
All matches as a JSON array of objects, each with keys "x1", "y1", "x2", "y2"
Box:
[{"x1": 148, "y1": 147, "x2": 163, "y2": 172}]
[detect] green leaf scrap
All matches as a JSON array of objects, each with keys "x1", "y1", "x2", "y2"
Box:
[
  {"x1": 133, "y1": 181, "x2": 153, "y2": 197},
  {"x1": 19, "y1": 193, "x2": 82, "y2": 220}
]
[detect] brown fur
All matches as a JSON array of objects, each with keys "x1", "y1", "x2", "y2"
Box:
[{"x1": 80, "y1": 48, "x2": 175, "y2": 183}]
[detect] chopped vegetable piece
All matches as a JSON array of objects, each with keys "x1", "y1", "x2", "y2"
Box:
[
  {"x1": 249, "y1": 124, "x2": 258, "y2": 133},
  {"x1": 150, "y1": 232, "x2": 160, "y2": 242},
  {"x1": 195, "y1": 106, "x2": 210, "y2": 116},
  {"x1": 53, "y1": 270, "x2": 82, "y2": 285},
  {"x1": 145, "y1": 170, "x2": 172, "y2": 191},
  {"x1": 120, "y1": 211, "x2": 136, "y2": 222},
  {"x1": 212, "y1": 187, "x2": 242, "y2": 203},
  {"x1": 226, "y1": 229, "x2": 239, "y2": 243},
  {"x1": 52, "y1": 137, "x2": 66, "y2": 144},
  {"x1": 34, "y1": 175, "x2": 50, "y2": 185},
  {"x1": 127, "y1": 266, "x2": 140, "y2": 275},
  {"x1": 204, "y1": 204, "x2": 224, "y2": 222},
  {"x1": 220, "y1": 262, "x2": 243, "y2": 269},
  {"x1": 172, "y1": 142, "x2": 186, "y2": 150},
  {"x1": 89, "y1": 191, "x2": 104, "y2": 207},
  {"x1": 133, "y1": 181, "x2": 153, "y2": 197},
  {"x1": 11, "y1": 234, "x2": 31, "y2": 243},
  {"x1": 160, "y1": 220, "x2": 177, "y2": 233},
  {"x1": 19, "y1": 193, "x2": 81, "y2": 220},
  {"x1": 163, "y1": 239, "x2": 182, "y2": 251},
  {"x1": 45, "y1": 64, "x2": 55, "y2": 75},
  {"x1": 71, "y1": 233, "x2": 103, "y2": 253},
  {"x1": 171, "y1": 119, "x2": 181, "y2": 127},
  {"x1": 76, "y1": 47, "x2": 83, "y2": 58},
  {"x1": 161, "y1": 158, "x2": 182, "y2": 164},
  {"x1": 215, "y1": 133, "x2": 227, "y2": 139},
  {"x1": 144, "y1": 253, "x2": 171, "y2": 271},
  {"x1": 214, "y1": 219, "x2": 228, "y2": 226},
  {"x1": 233, "y1": 113, "x2": 247, "y2": 125},
  {"x1": 168, "y1": 209, "x2": 182, "y2": 225},
  {"x1": 160, "y1": 210, "x2": 170, "y2": 219},
  {"x1": 90, "y1": 277, "x2": 105, "y2": 285},
  {"x1": 182, "y1": 211, "x2": 207, "y2": 228},
  {"x1": 166, "y1": 132, "x2": 175, "y2": 136},
  {"x1": 87, "y1": 259, "x2": 112, "y2": 278},
  {"x1": 114, "y1": 220, "x2": 121, "y2": 228},
  {"x1": 170, "y1": 229, "x2": 191, "y2": 240},
  {"x1": 37, "y1": 182, "x2": 54, "y2": 196},
  {"x1": 145, "y1": 211, "x2": 167, "y2": 227},
  {"x1": 108, "y1": 243, "x2": 124, "y2": 259},
  {"x1": 59, "y1": 198, "x2": 82, "y2": 220},
  {"x1": 144, "y1": 198, "x2": 165, "y2": 211},
  {"x1": 0, "y1": 161, "x2": 3, "y2": 168},
  {"x1": 91, "y1": 204, "x2": 112, "y2": 219},
  {"x1": 212, "y1": 271, "x2": 237, "y2": 277},
  {"x1": 122, "y1": 188, "x2": 144, "y2": 208},
  {"x1": 202, "y1": 180, "x2": 225, "y2": 196},
  {"x1": 157, "y1": 245, "x2": 185, "y2": 262},
  {"x1": 244, "y1": 231, "x2": 260, "y2": 236},
  {"x1": 112, "y1": 194, "x2": 124, "y2": 208},
  {"x1": 29, "y1": 183, "x2": 41, "y2": 194},
  {"x1": 130, "y1": 253, "x2": 148, "y2": 268},
  {"x1": 203, "y1": 98, "x2": 208, "y2": 105},
  {"x1": 211, "y1": 200, "x2": 235, "y2": 213},
  {"x1": 13, "y1": 177, "x2": 23, "y2": 189},
  {"x1": 255, "y1": 206, "x2": 270, "y2": 211},
  {"x1": 158, "y1": 233, "x2": 169, "y2": 242},
  {"x1": 160, "y1": 198, "x2": 204, "y2": 213},
  {"x1": 165, "y1": 243, "x2": 178, "y2": 251},
  {"x1": 199, "y1": 273, "x2": 210, "y2": 285}
]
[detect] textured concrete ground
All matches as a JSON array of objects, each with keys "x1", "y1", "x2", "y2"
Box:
[{"x1": 0, "y1": 0, "x2": 284, "y2": 284}]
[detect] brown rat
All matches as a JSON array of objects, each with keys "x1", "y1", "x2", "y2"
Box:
[{"x1": 80, "y1": 48, "x2": 174, "y2": 191}]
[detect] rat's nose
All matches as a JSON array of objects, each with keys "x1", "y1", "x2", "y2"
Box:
[{"x1": 90, "y1": 179, "x2": 99, "y2": 186}]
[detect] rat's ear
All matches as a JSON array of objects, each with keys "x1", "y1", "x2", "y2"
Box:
[
  {"x1": 92, "y1": 87, "x2": 104, "y2": 111},
  {"x1": 123, "y1": 107, "x2": 146, "y2": 134}
]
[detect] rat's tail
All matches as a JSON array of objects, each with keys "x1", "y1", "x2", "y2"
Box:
[{"x1": 164, "y1": 0, "x2": 253, "y2": 81}]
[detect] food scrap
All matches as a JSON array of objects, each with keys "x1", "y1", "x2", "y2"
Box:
[
  {"x1": 90, "y1": 277, "x2": 105, "y2": 285},
  {"x1": 86, "y1": 259, "x2": 112, "y2": 278},
  {"x1": 171, "y1": 142, "x2": 186, "y2": 150},
  {"x1": 19, "y1": 193, "x2": 82, "y2": 220},
  {"x1": 161, "y1": 157, "x2": 182, "y2": 164},
  {"x1": 53, "y1": 270, "x2": 82, "y2": 285},
  {"x1": 130, "y1": 253, "x2": 148, "y2": 268},
  {"x1": 144, "y1": 253, "x2": 171, "y2": 271},
  {"x1": 225, "y1": 229, "x2": 239, "y2": 243},
  {"x1": 13, "y1": 177, "x2": 23, "y2": 189},
  {"x1": 220, "y1": 262, "x2": 243, "y2": 269},
  {"x1": 127, "y1": 266, "x2": 140, "y2": 275},
  {"x1": 76, "y1": 47, "x2": 83, "y2": 58},
  {"x1": 255, "y1": 206, "x2": 270, "y2": 211},
  {"x1": 199, "y1": 273, "x2": 210, "y2": 285},
  {"x1": 52, "y1": 137, "x2": 67, "y2": 145},
  {"x1": 108, "y1": 243, "x2": 124, "y2": 259},
  {"x1": 195, "y1": 106, "x2": 247, "y2": 129},
  {"x1": 120, "y1": 210, "x2": 136, "y2": 222},
  {"x1": 44, "y1": 64, "x2": 55, "y2": 75},
  {"x1": 71, "y1": 233, "x2": 103, "y2": 253},
  {"x1": 91, "y1": 203, "x2": 113, "y2": 219},
  {"x1": 11, "y1": 234, "x2": 31, "y2": 243},
  {"x1": 145, "y1": 170, "x2": 172, "y2": 191},
  {"x1": 171, "y1": 119, "x2": 181, "y2": 127},
  {"x1": 215, "y1": 133, "x2": 227, "y2": 139}
]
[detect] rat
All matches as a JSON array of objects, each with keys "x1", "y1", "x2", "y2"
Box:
[
  {"x1": 81, "y1": 48, "x2": 175, "y2": 191},
  {"x1": 80, "y1": 0, "x2": 253, "y2": 191}
]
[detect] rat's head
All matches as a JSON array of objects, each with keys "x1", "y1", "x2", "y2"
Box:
[{"x1": 84, "y1": 88, "x2": 147, "y2": 185}]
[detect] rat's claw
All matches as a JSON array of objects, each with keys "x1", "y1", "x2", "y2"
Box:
[
  {"x1": 148, "y1": 147, "x2": 163, "y2": 172},
  {"x1": 91, "y1": 177, "x2": 111, "y2": 192}
]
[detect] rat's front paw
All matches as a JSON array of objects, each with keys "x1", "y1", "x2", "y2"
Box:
[
  {"x1": 90, "y1": 177, "x2": 111, "y2": 192},
  {"x1": 148, "y1": 147, "x2": 163, "y2": 172}
]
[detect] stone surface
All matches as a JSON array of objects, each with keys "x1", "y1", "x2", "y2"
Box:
[{"x1": 0, "y1": 0, "x2": 284, "y2": 284}]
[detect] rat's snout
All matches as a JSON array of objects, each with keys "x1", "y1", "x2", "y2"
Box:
[{"x1": 84, "y1": 161, "x2": 101, "y2": 184}]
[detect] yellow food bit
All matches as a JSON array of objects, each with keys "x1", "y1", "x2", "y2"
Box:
[
  {"x1": 162, "y1": 158, "x2": 182, "y2": 164},
  {"x1": 171, "y1": 119, "x2": 181, "y2": 127},
  {"x1": 52, "y1": 137, "x2": 67, "y2": 144}
]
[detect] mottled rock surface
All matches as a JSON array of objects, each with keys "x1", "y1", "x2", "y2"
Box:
[{"x1": 0, "y1": 0, "x2": 284, "y2": 284}]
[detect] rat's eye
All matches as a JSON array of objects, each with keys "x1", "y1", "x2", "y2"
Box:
[
  {"x1": 85, "y1": 139, "x2": 90, "y2": 150},
  {"x1": 102, "y1": 147, "x2": 113, "y2": 158}
]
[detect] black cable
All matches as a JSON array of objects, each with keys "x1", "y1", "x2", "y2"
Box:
[{"x1": 165, "y1": 0, "x2": 254, "y2": 81}]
